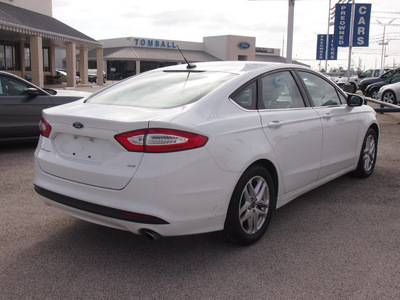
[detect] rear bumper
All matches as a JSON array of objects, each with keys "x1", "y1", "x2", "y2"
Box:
[
  {"x1": 34, "y1": 185, "x2": 168, "y2": 225},
  {"x1": 34, "y1": 145, "x2": 240, "y2": 237}
]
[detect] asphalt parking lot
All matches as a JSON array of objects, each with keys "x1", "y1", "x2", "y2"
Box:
[{"x1": 1, "y1": 111, "x2": 399, "y2": 300}]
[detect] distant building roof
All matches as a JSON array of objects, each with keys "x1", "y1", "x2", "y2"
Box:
[
  {"x1": 87, "y1": 46, "x2": 220, "y2": 63},
  {"x1": 0, "y1": 2, "x2": 101, "y2": 47},
  {"x1": 103, "y1": 47, "x2": 220, "y2": 62}
]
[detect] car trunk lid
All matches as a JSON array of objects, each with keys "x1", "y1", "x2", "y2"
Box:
[{"x1": 36, "y1": 102, "x2": 186, "y2": 189}]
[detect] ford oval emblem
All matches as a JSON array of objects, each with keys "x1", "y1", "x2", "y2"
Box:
[
  {"x1": 73, "y1": 122, "x2": 84, "y2": 129},
  {"x1": 238, "y1": 42, "x2": 250, "y2": 49}
]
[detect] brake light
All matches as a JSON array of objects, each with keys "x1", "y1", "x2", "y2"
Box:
[
  {"x1": 39, "y1": 117, "x2": 52, "y2": 137},
  {"x1": 115, "y1": 128, "x2": 208, "y2": 152}
]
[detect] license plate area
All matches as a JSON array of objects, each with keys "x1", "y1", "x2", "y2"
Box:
[{"x1": 54, "y1": 134, "x2": 119, "y2": 162}]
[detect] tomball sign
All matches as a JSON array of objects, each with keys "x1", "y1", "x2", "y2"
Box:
[{"x1": 334, "y1": 3, "x2": 371, "y2": 48}]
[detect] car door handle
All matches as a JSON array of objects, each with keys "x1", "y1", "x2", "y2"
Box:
[
  {"x1": 267, "y1": 121, "x2": 284, "y2": 128},
  {"x1": 322, "y1": 113, "x2": 333, "y2": 119}
]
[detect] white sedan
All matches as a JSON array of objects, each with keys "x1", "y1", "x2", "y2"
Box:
[
  {"x1": 34, "y1": 61, "x2": 379, "y2": 245},
  {"x1": 378, "y1": 81, "x2": 400, "y2": 105}
]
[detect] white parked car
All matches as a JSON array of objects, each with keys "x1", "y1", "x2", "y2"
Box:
[
  {"x1": 34, "y1": 61, "x2": 379, "y2": 245},
  {"x1": 377, "y1": 81, "x2": 400, "y2": 105},
  {"x1": 56, "y1": 70, "x2": 82, "y2": 84}
]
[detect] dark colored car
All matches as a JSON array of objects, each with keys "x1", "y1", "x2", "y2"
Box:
[
  {"x1": 359, "y1": 68, "x2": 400, "y2": 95},
  {"x1": 0, "y1": 71, "x2": 91, "y2": 143},
  {"x1": 364, "y1": 75, "x2": 400, "y2": 99},
  {"x1": 88, "y1": 69, "x2": 107, "y2": 83}
]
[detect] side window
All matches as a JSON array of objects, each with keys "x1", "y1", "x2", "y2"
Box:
[
  {"x1": 381, "y1": 70, "x2": 394, "y2": 79},
  {"x1": 298, "y1": 71, "x2": 341, "y2": 107},
  {"x1": 363, "y1": 70, "x2": 373, "y2": 77},
  {"x1": 392, "y1": 76, "x2": 400, "y2": 84},
  {"x1": 0, "y1": 76, "x2": 29, "y2": 96},
  {"x1": 259, "y1": 71, "x2": 305, "y2": 109},
  {"x1": 374, "y1": 70, "x2": 380, "y2": 77},
  {"x1": 230, "y1": 81, "x2": 257, "y2": 110},
  {"x1": 338, "y1": 92, "x2": 347, "y2": 104}
]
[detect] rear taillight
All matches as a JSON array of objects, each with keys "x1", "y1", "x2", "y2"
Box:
[
  {"x1": 39, "y1": 117, "x2": 52, "y2": 137},
  {"x1": 115, "y1": 128, "x2": 208, "y2": 152}
]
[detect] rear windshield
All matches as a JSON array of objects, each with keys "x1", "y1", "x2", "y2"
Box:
[{"x1": 87, "y1": 70, "x2": 236, "y2": 108}]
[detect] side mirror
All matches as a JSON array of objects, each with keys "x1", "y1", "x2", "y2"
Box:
[
  {"x1": 347, "y1": 94, "x2": 364, "y2": 107},
  {"x1": 43, "y1": 88, "x2": 57, "y2": 95},
  {"x1": 26, "y1": 87, "x2": 40, "y2": 96}
]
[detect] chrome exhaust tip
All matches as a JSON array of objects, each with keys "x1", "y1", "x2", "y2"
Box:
[{"x1": 139, "y1": 229, "x2": 162, "y2": 241}]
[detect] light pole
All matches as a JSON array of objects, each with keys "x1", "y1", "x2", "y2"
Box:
[
  {"x1": 324, "y1": 0, "x2": 332, "y2": 73},
  {"x1": 286, "y1": 0, "x2": 295, "y2": 63},
  {"x1": 377, "y1": 19, "x2": 395, "y2": 68}
]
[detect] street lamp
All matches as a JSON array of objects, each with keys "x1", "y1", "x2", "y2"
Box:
[
  {"x1": 377, "y1": 19, "x2": 395, "y2": 68},
  {"x1": 286, "y1": 0, "x2": 295, "y2": 63}
]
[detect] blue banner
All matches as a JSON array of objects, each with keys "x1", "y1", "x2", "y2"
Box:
[
  {"x1": 353, "y1": 4, "x2": 371, "y2": 47},
  {"x1": 316, "y1": 34, "x2": 337, "y2": 60},
  {"x1": 327, "y1": 35, "x2": 338, "y2": 60},
  {"x1": 333, "y1": 4, "x2": 352, "y2": 47},
  {"x1": 316, "y1": 34, "x2": 327, "y2": 60},
  {"x1": 333, "y1": 3, "x2": 372, "y2": 48}
]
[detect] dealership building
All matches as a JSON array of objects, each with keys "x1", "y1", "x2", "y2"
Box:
[
  {"x1": 0, "y1": 0, "x2": 103, "y2": 88},
  {"x1": 89, "y1": 35, "x2": 302, "y2": 79}
]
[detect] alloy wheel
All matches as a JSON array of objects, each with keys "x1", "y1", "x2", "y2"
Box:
[
  {"x1": 382, "y1": 91, "x2": 397, "y2": 104},
  {"x1": 362, "y1": 134, "x2": 376, "y2": 173},
  {"x1": 238, "y1": 175, "x2": 270, "y2": 234}
]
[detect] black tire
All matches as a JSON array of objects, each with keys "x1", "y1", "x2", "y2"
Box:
[
  {"x1": 224, "y1": 165, "x2": 276, "y2": 245},
  {"x1": 352, "y1": 128, "x2": 378, "y2": 178},
  {"x1": 370, "y1": 88, "x2": 379, "y2": 100}
]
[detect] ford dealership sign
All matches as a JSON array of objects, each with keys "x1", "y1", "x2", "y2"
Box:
[{"x1": 238, "y1": 42, "x2": 250, "y2": 49}]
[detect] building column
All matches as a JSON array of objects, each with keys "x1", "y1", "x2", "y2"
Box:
[
  {"x1": 19, "y1": 41, "x2": 25, "y2": 79},
  {"x1": 79, "y1": 47, "x2": 88, "y2": 84},
  {"x1": 66, "y1": 42, "x2": 76, "y2": 87},
  {"x1": 30, "y1": 35, "x2": 43, "y2": 87},
  {"x1": 136, "y1": 60, "x2": 141, "y2": 75},
  {"x1": 96, "y1": 47, "x2": 104, "y2": 85},
  {"x1": 50, "y1": 46, "x2": 56, "y2": 75}
]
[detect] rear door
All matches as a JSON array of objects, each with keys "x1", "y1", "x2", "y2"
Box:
[
  {"x1": 257, "y1": 70, "x2": 323, "y2": 193},
  {"x1": 0, "y1": 74, "x2": 53, "y2": 139},
  {"x1": 296, "y1": 71, "x2": 360, "y2": 179}
]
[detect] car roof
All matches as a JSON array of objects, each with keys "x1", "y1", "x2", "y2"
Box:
[{"x1": 160, "y1": 61, "x2": 310, "y2": 75}]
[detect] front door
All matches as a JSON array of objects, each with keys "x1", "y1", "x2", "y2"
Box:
[
  {"x1": 258, "y1": 71, "x2": 323, "y2": 193},
  {"x1": 296, "y1": 71, "x2": 360, "y2": 179}
]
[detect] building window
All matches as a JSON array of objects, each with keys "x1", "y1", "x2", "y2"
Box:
[
  {"x1": 238, "y1": 55, "x2": 248, "y2": 61},
  {"x1": 24, "y1": 46, "x2": 31, "y2": 71},
  {"x1": 140, "y1": 61, "x2": 158, "y2": 73},
  {"x1": 0, "y1": 46, "x2": 4, "y2": 70},
  {"x1": 0, "y1": 41, "x2": 20, "y2": 70},
  {"x1": 43, "y1": 47, "x2": 50, "y2": 72}
]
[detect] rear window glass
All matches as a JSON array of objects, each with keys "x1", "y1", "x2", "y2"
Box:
[{"x1": 87, "y1": 70, "x2": 236, "y2": 108}]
